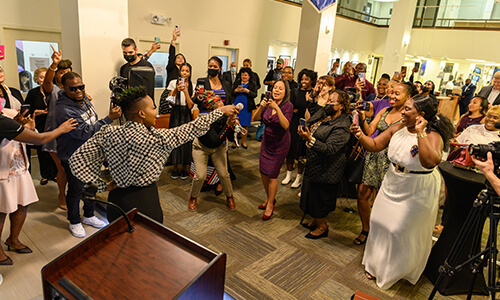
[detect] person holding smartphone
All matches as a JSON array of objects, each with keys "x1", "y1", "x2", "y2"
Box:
[
  {"x1": 164, "y1": 63, "x2": 195, "y2": 180},
  {"x1": 252, "y1": 79, "x2": 293, "y2": 220},
  {"x1": 231, "y1": 67, "x2": 257, "y2": 149},
  {"x1": 336, "y1": 62, "x2": 375, "y2": 100},
  {"x1": 165, "y1": 28, "x2": 186, "y2": 86}
]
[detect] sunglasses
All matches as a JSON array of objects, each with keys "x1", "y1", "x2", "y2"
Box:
[{"x1": 68, "y1": 85, "x2": 85, "y2": 92}]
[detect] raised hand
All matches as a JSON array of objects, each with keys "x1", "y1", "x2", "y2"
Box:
[
  {"x1": 50, "y1": 44, "x2": 62, "y2": 65},
  {"x1": 415, "y1": 116, "x2": 428, "y2": 134}
]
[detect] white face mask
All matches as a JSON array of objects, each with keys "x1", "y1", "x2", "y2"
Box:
[{"x1": 230, "y1": 67, "x2": 237, "y2": 73}]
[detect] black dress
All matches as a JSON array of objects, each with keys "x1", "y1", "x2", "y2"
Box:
[{"x1": 167, "y1": 79, "x2": 193, "y2": 166}]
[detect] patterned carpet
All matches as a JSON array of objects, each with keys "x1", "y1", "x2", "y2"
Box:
[{"x1": 148, "y1": 129, "x2": 489, "y2": 300}]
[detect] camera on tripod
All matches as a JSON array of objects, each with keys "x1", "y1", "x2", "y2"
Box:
[
  {"x1": 469, "y1": 141, "x2": 500, "y2": 169},
  {"x1": 109, "y1": 76, "x2": 128, "y2": 105}
]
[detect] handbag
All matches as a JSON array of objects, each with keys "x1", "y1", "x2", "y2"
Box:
[
  {"x1": 255, "y1": 123, "x2": 265, "y2": 142},
  {"x1": 451, "y1": 147, "x2": 475, "y2": 169},
  {"x1": 345, "y1": 136, "x2": 365, "y2": 184}
]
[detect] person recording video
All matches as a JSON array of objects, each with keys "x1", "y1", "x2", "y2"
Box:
[{"x1": 473, "y1": 152, "x2": 500, "y2": 198}]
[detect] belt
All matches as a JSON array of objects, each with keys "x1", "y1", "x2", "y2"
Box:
[{"x1": 392, "y1": 163, "x2": 433, "y2": 174}]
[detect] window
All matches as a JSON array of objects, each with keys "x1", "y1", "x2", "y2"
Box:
[
  {"x1": 148, "y1": 51, "x2": 169, "y2": 88},
  {"x1": 15, "y1": 40, "x2": 58, "y2": 92}
]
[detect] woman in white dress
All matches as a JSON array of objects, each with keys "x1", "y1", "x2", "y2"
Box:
[{"x1": 350, "y1": 94, "x2": 454, "y2": 289}]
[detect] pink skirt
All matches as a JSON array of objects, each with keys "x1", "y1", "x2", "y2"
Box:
[{"x1": 0, "y1": 171, "x2": 39, "y2": 213}]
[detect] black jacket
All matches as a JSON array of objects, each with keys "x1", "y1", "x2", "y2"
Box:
[
  {"x1": 222, "y1": 71, "x2": 237, "y2": 86},
  {"x1": 231, "y1": 79, "x2": 257, "y2": 112},
  {"x1": 304, "y1": 111, "x2": 351, "y2": 184},
  {"x1": 195, "y1": 76, "x2": 233, "y2": 112},
  {"x1": 166, "y1": 44, "x2": 180, "y2": 85},
  {"x1": 0, "y1": 85, "x2": 24, "y2": 109}
]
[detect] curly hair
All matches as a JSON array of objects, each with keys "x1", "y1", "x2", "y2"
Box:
[
  {"x1": 298, "y1": 68, "x2": 317, "y2": 88},
  {"x1": 115, "y1": 86, "x2": 148, "y2": 116}
]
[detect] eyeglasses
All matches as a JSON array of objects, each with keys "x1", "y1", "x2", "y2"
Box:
[{"x1": 68, "y1": 85, "x2": 85, "y2": 92}]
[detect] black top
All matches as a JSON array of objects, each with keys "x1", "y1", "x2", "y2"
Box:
[
  {"x1": 0, "y1": 85, "x2": 24, "y2": 108},
  {"x1": 291, "y1": 89, "x2": 309, "y2": 120},
  {"x1": 264, "y1": 68, "x2": 283, "y2": 90},
  {"x1": 25, "y1": 87, "x2": 48, "y2": 132},
  {"x1": 195, "y1": 77, "x2": 233, "y2": 113},
  {"x1": 251, "y1": 71, "x2": 261, "y2": 90},
  {"x1": 166, "y1": 44, "x2": 180, "y2": 86},
  {"x1": 0, "y1": 115, "x2": 24, "y2": 140},
  {"x1": 287, "y1": 80, "x2": 298, "y2": 91},
  {"x1": 120, "y1": 59, "x2": 154, "y2": 79},
  {"x1": 198, "y1": 116, "x2": 234, "y2": 149}
]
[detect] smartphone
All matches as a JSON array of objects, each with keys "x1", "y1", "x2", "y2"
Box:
[
  {"x1": 20, "y1": 104, "x2": 31, "y2": 117},
  {"x1": 358, "y1": 72, "x2": 366, "y2": 81},
  {"x1": 352, "y1": 110, "x2": 359, "y2": 125},
  {"x1": 238, "y1": 85, "x2": 243, "y2": 89},
  {"x1": 179, "y1": 77, "x2": 185, "y2": 85},
  {"x1": 196, "y1": 78, "x2": 205, "y2": 93},
  {"x1": 175, "y1": 25, "x2": 181, "y2": 36},
  {"x1": 299, "y1": 118, "x2": 306, "y2": 129},
  {"x1": 401, "y1": 66, "x2": 407, "y2": 74},
  {"x1": 336, "y1": 58, "x2": 340, "y2": 63},
  {"x1": 414, "y1": 62, "x2": 421, "y2": 69},
  {"x1": 360, "y1": 102, "x2": 371, "y2": 111},
  {"x1": 394, "y1": 71, "x2": 400, "y2": 77},
  {"x1": 154, "y1": 37, "x2": 160, "y2": 43},
  {"x1": 265, "y1": 91, "x2": 272, "y2": 101}
]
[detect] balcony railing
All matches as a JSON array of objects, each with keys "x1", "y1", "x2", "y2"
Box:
[{"x1": 336, "y1": 6, "x2": 391, "y2": 27}]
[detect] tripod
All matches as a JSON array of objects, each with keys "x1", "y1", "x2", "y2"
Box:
[{"x1": 429, "y1": 183, "x2": 500, "y2": 300}]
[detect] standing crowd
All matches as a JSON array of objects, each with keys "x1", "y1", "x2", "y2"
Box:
[{"x1": 1, "y1": 26, "x2": 497, "y2": 291}]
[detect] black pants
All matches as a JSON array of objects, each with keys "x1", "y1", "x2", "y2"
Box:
[
  {"x1": 27, "y1": 145, "x2": 57, "y2": 179},
  {"x1": 107, "y1": 182, "x2": 163, "y2": 224},
  {"x1": 61, "y1": 161, "x2": 95, "y2": 224}
]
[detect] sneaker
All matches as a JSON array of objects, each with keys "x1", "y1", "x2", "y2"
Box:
[
  {"x1": 69, "y1": 223, "x2": 86, "y2": 238},
  {"x1": 171, "y1": 170, "x2": 180, "y2": 180},
  {"x1": 82, "y1": 216, "x2": 107, "y2": 229},
  {"x1": 180, "y1": 170, "x2": 189, "y2": 180}
]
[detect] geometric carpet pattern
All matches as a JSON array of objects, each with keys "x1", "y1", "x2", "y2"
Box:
[{"x1": 152, "y1": 131, "x2": 487, "y2": 300}]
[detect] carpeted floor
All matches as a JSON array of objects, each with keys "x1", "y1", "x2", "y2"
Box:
[{"x1": 147, "y1": 128, "x2": 489, "y2": 300}]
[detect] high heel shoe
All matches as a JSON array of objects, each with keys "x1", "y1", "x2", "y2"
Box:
[
  {"x1": 305, "y1": 227, "x2": 329, "y2": 239},
  {"x1": 258, "y1": 199, "x2": 276, "y2": 210},
  {"x1": 0, "y1": 256, "x2": 13, "y2": 265},
  {"x1": 301, "y1": 222, "x2": 316, "y2": 230},
  {"x1": 262, "y1": 206, "x2": 275, "y2": 221},
  {"x1": 5, "y1": 243, "x2": 33, "y2": 254},
  {"x1": 353, "y1": 230, "x2": 369, "y2": 245}
]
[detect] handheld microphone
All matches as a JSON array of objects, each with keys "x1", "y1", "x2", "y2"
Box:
[
  {"x1": 494, "y1": 122, "x2": 500, "y2": 129},
  {"x1": 236, "y1": 103, "x2": 244, "y2": 111}
]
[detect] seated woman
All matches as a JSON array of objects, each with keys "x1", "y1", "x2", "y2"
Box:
[
  {"x1": 298, "y1": 90, "x2": 351, "y2": 239},
  {"x1": 455, "y1": 96, "x2": 488, "y2": 135},
  {"x1": 69, "y1": 86, "x2": 238, "y2": 223},
  {"x1": 351, "y1": 94, "x2": 454, "y2": 289},
  {"x1": 435, "y1": 105, "x2": 500, "y2": 234}
]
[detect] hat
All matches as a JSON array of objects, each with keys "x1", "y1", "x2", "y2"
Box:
[{"x1": 277, "y1": 58, "x2": 284, "y2": 64}]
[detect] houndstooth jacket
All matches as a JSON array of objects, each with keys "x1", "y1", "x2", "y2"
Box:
[{"x1": 69, "y1": 109, "x2": 223, "y2": 192}]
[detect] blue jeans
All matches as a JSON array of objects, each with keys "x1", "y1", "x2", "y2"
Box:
[{"x1": 61, "y1": 161, "x2": 95, "y2": 224}]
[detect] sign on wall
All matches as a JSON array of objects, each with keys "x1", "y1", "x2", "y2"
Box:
[{"x1": 308, "y1": 0, "x2": 336, "y2": 13}]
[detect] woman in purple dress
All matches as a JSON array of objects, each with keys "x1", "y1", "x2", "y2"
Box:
[{"x1": 252, "y1": 79, "x2": 293, "y2": 220}]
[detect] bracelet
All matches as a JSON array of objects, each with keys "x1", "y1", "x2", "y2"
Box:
[
  {"x1": 417, "y1": 132, "x2": 427, "y2": 140},
  {"x1": 49, "y1": 66, "x2": 57, "y2": 72}
]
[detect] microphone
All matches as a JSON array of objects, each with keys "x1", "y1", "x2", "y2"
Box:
[
  {"x1": 236, "y1": 103, "x2": 244, "y2": 111},
  {"x1": 494, "y1": 122, "x2": 500, "y2": 129},
  {"x1": 84, "y1": 184, "x2": 135, "y2": 233}
]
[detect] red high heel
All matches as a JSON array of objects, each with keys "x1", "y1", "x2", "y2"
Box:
[
  {"x1": 262, "y1": 206, "x2": 275, "y2": 221},
  {"x1": 258, "y1": 199, "x2": 276, "y2": 210}
]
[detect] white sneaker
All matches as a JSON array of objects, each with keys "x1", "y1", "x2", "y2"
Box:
[
  {"x1": 291, "y1": 175, "x2": 302, "y2": 189},
  {"x1": 282, "y1": 171, "x2": 293, "y2": 185},
  {"x1": 69, "y1": 223, "x2": 86, "y2": 238},
  {"x1": 83, "y1": 216, "x2": 107, "y2": 229}
]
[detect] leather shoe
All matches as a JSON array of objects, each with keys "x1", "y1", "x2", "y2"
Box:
[
  {"x1": 188, "y1": 197, "x2": 197, "y2": 211},
  {"x1": 262, "y1": 206, "x2": 275, "y2": 221},
  {"x1": 301, "y1": 222, "x2": 316, "y2": 230},
  {"x1": 305, "y1": 227, "x2": 329, "y2": 239},
  {"x1": 258, "y1": 199, "x2": 276, "y2": 210},
  {"x1": 0, "y1": 256, "x2": 13, "y2": 265},
  {"x1": 227, "y1": 196, "x2": 236, "y2": 211}
]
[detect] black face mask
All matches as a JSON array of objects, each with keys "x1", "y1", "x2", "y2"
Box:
[
  {"x1": 208, "y1": 68, "x2": 219, "y2": 77},
  {"x1": 324, "y1": 104, "x2": 337, "y2": 115},
  {"x1": 421, "y1": 86, "x2": 430, "y2": 93},
  {"x1": 124, "y1": 54, "x2": 136, "y2": 63}
]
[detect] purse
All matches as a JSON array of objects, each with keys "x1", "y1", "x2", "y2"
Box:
[
  {"x1": 449, "y1": 143, "x2": 475, "y2": 169},
  {"x1": 255, "y1": 123, "x2": 265, "y2": 142},
  {"x1": 345, "y1": 136, "x2": 365, "y2": 184}
]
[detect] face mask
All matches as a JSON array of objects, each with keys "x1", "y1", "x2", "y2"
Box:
[
  {"x1": 124, "y1": 54, "x2": 136, "y2": 62},
  {"x1": 230, "y1": 67, "x2": 237, "y2": 73},
  {"x1": 208, "y1": 68, "x2": 219, "y2": 77},
  {"x1": 324, "y1": 104, "x2": 337, "y2": 115},
  {"x1": 21, "y1": 78, "x2": 29, "y2": 84},
  {"x1": 421, "y1": 86, "x2": 430, "y2": 93}
]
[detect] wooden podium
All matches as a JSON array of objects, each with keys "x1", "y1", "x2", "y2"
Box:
[{"x1": 42, "y1": 209, "x2": 226, "y2": 299}]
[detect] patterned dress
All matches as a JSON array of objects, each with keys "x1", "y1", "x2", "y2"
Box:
[
  {"x1": 362, "y1": 107, "x2": 402, "y2": 190},
  {"x1": 259, "y1": 102, "x2": 294, "y2": 178}
]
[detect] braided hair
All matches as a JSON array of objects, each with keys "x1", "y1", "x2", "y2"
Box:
[{"x1": 412, "y1": 94, "x2": 454, "y2": 151}]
